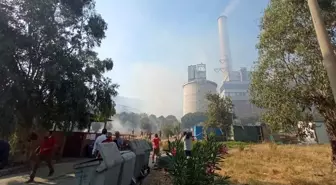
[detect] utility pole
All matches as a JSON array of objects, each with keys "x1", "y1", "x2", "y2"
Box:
[{"x1": 307, "y1": 0, "x2": 336, "y2": 103}]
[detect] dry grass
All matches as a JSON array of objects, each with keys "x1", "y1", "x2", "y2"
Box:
[{"x1": 219, "y1": 143, "x2": 335, "y2": 185}]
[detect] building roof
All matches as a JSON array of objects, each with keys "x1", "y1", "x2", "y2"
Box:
[{"x1": 220, "y1": 82, "x2": 249, "y2": 92}]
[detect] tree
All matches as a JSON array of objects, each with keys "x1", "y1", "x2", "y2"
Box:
[
  {"x1": 158, "y1": 115, "x2": 166, "y2": 129},
  {"x1": 181, "y1": 112, "x2": 208, "y2": 129},
  {"x1": 161, "y1": 122, "x2": 180, "y2": 138},
  {"x1": 0, "y1": 0, "x2": 118, "y2": 133},
  {"x1": 165, "y1": 115, "x2": 179, "y2": 125},
  {"x1": 148, "y1": 114, "x2": 158, "y2": 125},
  {"x1": 250, "y1": 0, "x2": 336, "y2": 166},
  {"x1": 206, "y1": 93, "x2": 234, "y2": 138},
  {"x1": 140, "y1": 115, "x2": 151, "y2": 132}
]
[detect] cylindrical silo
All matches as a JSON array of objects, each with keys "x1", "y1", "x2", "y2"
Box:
[
  {"x1": 183, "y1": 79, "x2": 218, "y2": 115},
  {"x1": 218, "y1": 15, "x2": 232, "y2": 81}
]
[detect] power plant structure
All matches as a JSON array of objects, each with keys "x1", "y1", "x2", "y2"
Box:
[
  {"x1": 218, "y1": 15, "x2": 232, "y2": 81},
  {"x1": 216, "y1": 15, "x2": 261, "y2": 118},
  {"x1": 183, "y1": 64, "x2": 217, "y2": 116}
]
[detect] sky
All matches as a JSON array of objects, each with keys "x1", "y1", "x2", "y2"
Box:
[{"x1": 94, "y1": 0, "x2": 269, "y2": 118}]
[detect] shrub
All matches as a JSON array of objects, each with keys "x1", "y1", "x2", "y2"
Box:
[{"x1": 164, "y1": 134, "x2": 230, "y2": 185}]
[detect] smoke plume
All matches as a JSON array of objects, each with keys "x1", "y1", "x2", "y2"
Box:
[{"x1": 221, "y1": 0, "x2": 241, "y2": 16}]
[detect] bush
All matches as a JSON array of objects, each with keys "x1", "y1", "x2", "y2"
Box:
[{"x1": 164, "y1": 134, "x2": 230, "y2": 185}]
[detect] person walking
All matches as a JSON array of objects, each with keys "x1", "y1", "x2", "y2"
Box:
[
  {"x1": 183, "y1": 132, "x2": 192, "y2": 157},
  {"x1": 151, "y1": 134, "x2": 161, "y2": 163},
  {"x1": 27, "y1": 131, "x2": 55, "y2": 183},
  {"x1": 92, "y1": 128, "x2": 107, "y2": 157}
]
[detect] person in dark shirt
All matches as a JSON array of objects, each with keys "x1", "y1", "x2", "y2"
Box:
[
  {"x1": 0, "y1": 140, "x2": 10, "y2": 169},
  {"x1": 27, "y1": 131, "x2": 55, "y2": 183},
  {"x1": 113, "y1": 131, "x2": 123, "y2": 150}
]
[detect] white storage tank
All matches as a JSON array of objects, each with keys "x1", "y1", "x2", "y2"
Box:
[{"x1": 183, "y1": 79, "x2": 217, "y2": 115}]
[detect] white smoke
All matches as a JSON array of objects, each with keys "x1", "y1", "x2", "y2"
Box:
[
  {"x1": 221, "y1": 0, "x2": 241, "y2": 16},
  {"x1": 128, "y1": 62, "x2": 185, "y2": 118},
  {"x1": 111, "y1": 116, "x2": 139, "y2": 134}
]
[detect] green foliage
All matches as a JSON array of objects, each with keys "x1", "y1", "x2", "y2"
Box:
[
  {"x1": 0, "y1": 0, "x2": 118, "y2": 132},
  {"x1": 162, "y1": 123, "x2": 181, "y2": 138},
  {"x1": 250, "y1": 0, "x2": 336, "y2": 165},
  {"x1": 206, "y1": 93, "x2": 234, "y2": 138},
  {"x1": 181, "y1": 112, "x2": 208, "y2": 129},
  {"x1": 165, "y1": 115, "x2": 179, "y2": 125},
  {"x1": 115, "y1": 112, "x2": 180, "y2": 135},
  {"x1": 222, "y1": 141, "x2": 249, "y2": 149},
  {"x1": 250, "y1": 0, "x2": 336, "y2": 133},
  {"x1": 165, "y1": 135, "x2": 230, "y2": 185},
  {"x1": 8, "y1": 131, "x2": 19, "y2": 155}
]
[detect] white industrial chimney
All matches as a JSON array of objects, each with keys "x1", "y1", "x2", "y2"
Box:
[{"x1": 218, "y1": 15, "x2": 232, "y2": 81}]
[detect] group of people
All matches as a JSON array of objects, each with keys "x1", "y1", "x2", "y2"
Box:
[
  {"x1": 150, "y1": 131, "x2": 194, "y2": 164},
  {"x1": 92, "y1": 128, "x2": 124, "y2": 158}
]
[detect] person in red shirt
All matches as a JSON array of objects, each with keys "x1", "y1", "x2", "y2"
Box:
[
  {"x1": 152, "y1": 133, "x2": 161, "y2": 163},
  {"x1": 27, "y1": 131, "x2": 55, "y2": 183},
  {"x1": 96, "y1": 132, "x2": 113, "y2": 159},
  {"x1": 102, "y1": 132, "x2": 113, "y2": 143}
]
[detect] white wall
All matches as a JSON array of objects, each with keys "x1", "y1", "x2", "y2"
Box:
[{"x1": 183, "y1": 80, "x2": 217, "y2": 115}]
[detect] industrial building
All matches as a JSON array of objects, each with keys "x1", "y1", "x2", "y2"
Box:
[
  {"x1": 217, "y1": 15, "x2": 261, "y2": 118},
  {"x1": 183, "y1": 64, "x2": 217, "y2": 116},
  {"x1": 219, "y1": 68, "x2": 261, "y2": 118}
]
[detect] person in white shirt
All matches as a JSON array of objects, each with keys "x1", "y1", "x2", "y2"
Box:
[
  {"x1": 92, "y1": 128, "x2": 107, "y2": 157},
  {"x1": 183, "y1": 131, "x2": 192, "y2": 157}
]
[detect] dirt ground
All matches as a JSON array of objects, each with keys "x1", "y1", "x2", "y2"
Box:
[{"x1": 142, "y1": 169, "x2": 172, "y2": 185}]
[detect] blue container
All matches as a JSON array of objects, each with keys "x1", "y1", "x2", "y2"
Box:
[
  {"x1": 193, "y1": 126, "x2": 223, "y2": 140},
  {"x1": 206, "y1": 127, "x2": 222, "y2": 136},
  {"x1": 193, "y1": 126, "x2": 203, "y2": 140}
]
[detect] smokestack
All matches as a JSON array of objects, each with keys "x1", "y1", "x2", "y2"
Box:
[{"x1": 218, "y1": 15, "x2": 232, "y2": 81}]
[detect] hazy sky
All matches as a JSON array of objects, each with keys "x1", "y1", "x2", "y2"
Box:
[{"x1": 94, "y1": 0, "x2": 269, "y2": 117}]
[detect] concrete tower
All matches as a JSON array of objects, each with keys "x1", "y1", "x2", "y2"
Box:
[
  {"x1": 183, "y1": 64, "x2": 217, "y2": 116},
  {"x1": 218, "y1": 15, "x2": 232, "y2": 81}
]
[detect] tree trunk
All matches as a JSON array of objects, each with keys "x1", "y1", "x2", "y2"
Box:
[
  {"x1": 324, "y1": 118, "x2": 336, "y2": 169},
  {"x1": 331, "y1": 140, "x2": 336, "y2": 170},
  {"x1": 88, "y1": 122, "x2": 92, "y2": 133},
  {"x1": 326, "y1": 130, "x2": 336, "y2": 168},
  {"x1": 104, "y1": 119, "x2": 107, "y2": 129}
]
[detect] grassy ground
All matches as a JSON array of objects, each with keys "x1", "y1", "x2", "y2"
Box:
[
  {"x1": 219, "y1": 143, "x2": 335, "y2": 185},
  {"x1": 223, "y1": 141, "x2": 249, "y2": 149}
]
